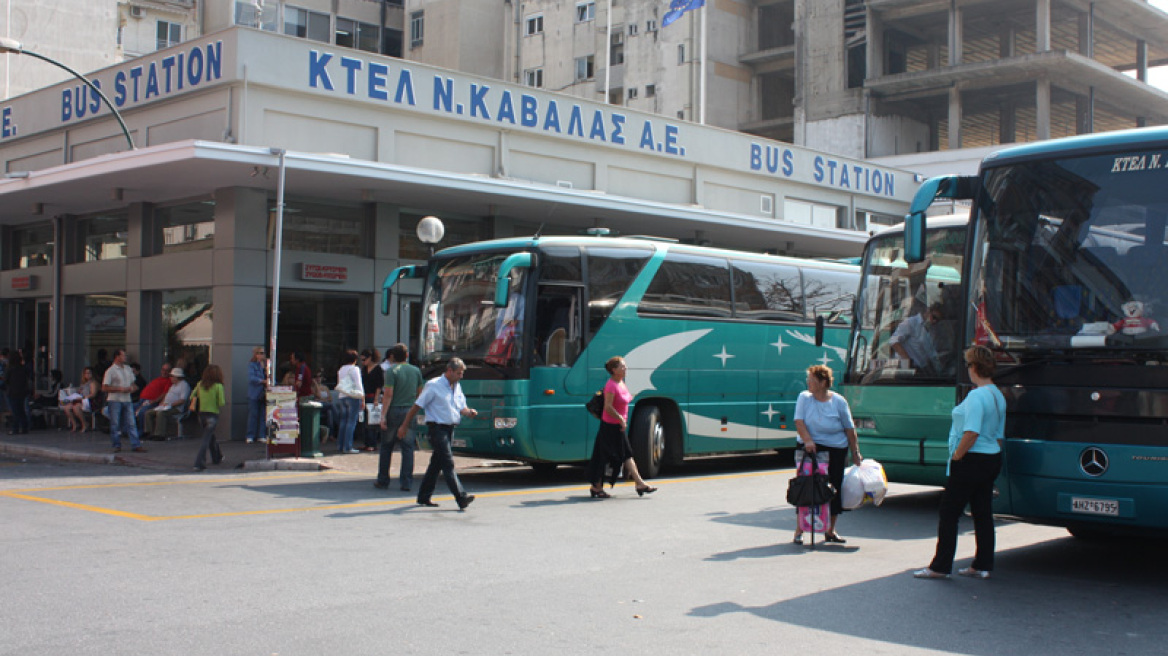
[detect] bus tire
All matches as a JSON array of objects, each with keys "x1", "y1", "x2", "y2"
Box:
[
  {"x1": 530, "y1": 462, "x2": 558, "y2": 476},
  {"x1": 631, "y1": 406, "x2": 665, "y2": 479}
]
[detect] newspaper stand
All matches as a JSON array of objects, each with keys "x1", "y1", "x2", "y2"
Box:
[{"x1": 264, "y1": 386, "x2": 300, "y2": 458}]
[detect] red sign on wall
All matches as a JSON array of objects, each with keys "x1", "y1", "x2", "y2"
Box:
[
  {"x1": 298, "y1": 264, "x2": 348, "y2": 282},
  {"x1": 11, "y1": 275, "x2": 37, "y2": 290}
]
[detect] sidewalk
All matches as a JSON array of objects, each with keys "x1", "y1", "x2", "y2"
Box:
[{"x1": 0, "y1": 424, "x2": 509, "y2": 476}]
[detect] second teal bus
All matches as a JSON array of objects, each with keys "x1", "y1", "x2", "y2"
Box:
[{"x1": 384, "y1": 234, "x2": 858, "y2": 477}]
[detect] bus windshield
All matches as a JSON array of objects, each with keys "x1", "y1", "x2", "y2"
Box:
[
  {"x1": 850, "y1": 224, "x2": 965, "y2": 384},
  {"x1": 974, "y1": 148, "x2": 1168, "y2": 356},
  {"x1": 420, "y1": 252, "x2": 527, "y2": 378}
]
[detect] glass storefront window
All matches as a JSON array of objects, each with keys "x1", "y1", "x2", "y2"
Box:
[
  {"x1": 78, "y1": 213, "x2": 128, "y2": 262},
  {"x1": 268, "y1": 290, "x2": 360, "y2": 387},
  {"x1": 269, "y1": 199, "x2": 367, "y2": 255},
  {"x1": 399, "y1": 213, "x2": 486, "y2": 260},
  {"x1": 83, "y1": 294, "x2": 126, "y2": 369},
  {"x1": 162, "y1": 288, "x2": 212, "y2": 382},
  {"x1": 8, "y1": 223, "x2": 53, "y2": 269},
  {"x1": 155, "y1": 201, "x2": 215, "y2": 253}
]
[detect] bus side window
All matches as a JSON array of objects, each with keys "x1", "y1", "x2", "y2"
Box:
[
  {"x1": 803, "y1": 267, "x2": 858, "y2": 325},
  {"x1": 585, "y1": 248, "x2": 653, "y2": 339},
  {"x1": 731, "y1": 260, "x2": 805, "y2": 321}
]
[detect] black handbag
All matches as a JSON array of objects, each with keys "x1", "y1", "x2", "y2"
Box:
[
  {"x1": 786, "y1": 450, "x2": 836, "y2": 507},
  {"x1": 585, "y1": 390, "x2": 604, "y2": 419}
]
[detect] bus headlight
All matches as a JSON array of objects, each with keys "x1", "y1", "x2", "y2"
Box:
[
  {"x1": 854, "y1": 417, "x2": 876, "y2": 430},
  {"x1": 494, "y1": 417, "x2": 518, "y2": 430}
]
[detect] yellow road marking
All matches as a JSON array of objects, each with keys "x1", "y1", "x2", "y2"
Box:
[
  {"x1": 1, "y1": 491, "x2": 154, "y2": 520},
  {"x1": 0, "y1": 468, "x2": 789, "y2": 522}
]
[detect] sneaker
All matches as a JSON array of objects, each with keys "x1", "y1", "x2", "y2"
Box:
[
  {"x1": 958, "y1": 567, "x2": 991, "y2": 580},
  {"x1": 246, "y1": 438, "x2": 255, "y2": 444},
  {"x1": 131, "y1": 446, "x2": 148, "y2": 453},
  {"x1": 912, "y1": 568, "x2": 950, "y2": 580},
  {"x1": 344, "y1": 449, "x2": 360, "y2": 454},
  {"x1": 373, "y1": 481, "x2": 389, "y2": 490}
]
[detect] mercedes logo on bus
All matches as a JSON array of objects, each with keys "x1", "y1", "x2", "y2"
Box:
[{"x1": 1079, "y1": 447, "x2": 1109, "y2": 477}]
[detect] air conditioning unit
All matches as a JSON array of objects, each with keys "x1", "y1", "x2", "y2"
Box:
[{"x1": 129, "y1": 5, "x2": 144, "y2": 19}]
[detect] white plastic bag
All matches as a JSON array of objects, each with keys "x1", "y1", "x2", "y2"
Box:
[{"x1": 841, "y1": 459, "x2": 888, "y2": 509}]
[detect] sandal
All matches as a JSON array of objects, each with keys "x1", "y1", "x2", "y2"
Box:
[
  {"x1": 958, "y1": 567, "x2": 990, "y2": 580},
  {"x1": 823, "y1": 533, "x2": 847, "y2": 544},
  {"x1": 912, "y1": 568, "x2": 950, "y2": 580}
]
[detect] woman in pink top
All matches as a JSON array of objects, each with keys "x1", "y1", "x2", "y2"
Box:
[{"x1": 586, "y1": 356, "x2": 658, "y2": 498}]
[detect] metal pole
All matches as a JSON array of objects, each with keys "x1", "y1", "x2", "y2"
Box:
[
  {"x1": 699, "y1": 3, "x2": 707, "y2": 124},
  {"x1": 268, "y1": 148, "x2": 287, "y2": 386},
  {"x1": 0, "y1": 40, "x2": 135, "y2": 150},
  {"x1": 604, "y1": 0, "x2": 612, "y2": 103}
]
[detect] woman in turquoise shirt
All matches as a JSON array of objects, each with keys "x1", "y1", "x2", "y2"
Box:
[
  {"x1": 190, "y1": 364, "x2": 227, "y2": 471},
  {"x1": 915, "y1": 345, "x2": 1005, "y2": 580}
]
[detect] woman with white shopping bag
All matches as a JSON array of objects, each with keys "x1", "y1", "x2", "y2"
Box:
[{"x1": 793, "y1": 365, "x2": 863, "y2": 545}]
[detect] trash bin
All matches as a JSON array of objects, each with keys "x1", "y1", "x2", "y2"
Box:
[{"x1": 299, "y1": 400, "x2": 324, "y2": 458}]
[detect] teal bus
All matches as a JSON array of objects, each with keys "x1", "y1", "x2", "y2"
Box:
[
  {"x1": 844, "y1": 214, "x2": 968, "y2": 486},
  {"x1": 383, "y1": 234, "x2": 858, "y2": 477},
  {"x1": 905, "y1": 126, "x2": 1168, "y2": 536}
]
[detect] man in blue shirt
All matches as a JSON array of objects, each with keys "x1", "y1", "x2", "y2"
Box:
[{"x1": 398, "y1": 358, "x2": 478, "y2": 510}]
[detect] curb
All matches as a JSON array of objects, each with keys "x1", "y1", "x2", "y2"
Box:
[
  {"x1": 242, "y1": 458, "x2": 330, "y2": 472},
  {"x1": 0, "y1": 442, "x2": 116, "y2": 465}
]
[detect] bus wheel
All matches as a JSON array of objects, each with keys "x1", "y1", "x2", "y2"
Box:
[
  {"x1": 631, "y1": 406, "x2": 665, "y2": 479},
  {"x1": 530, "y1": 462, "x2": 558, "y2": 476}
]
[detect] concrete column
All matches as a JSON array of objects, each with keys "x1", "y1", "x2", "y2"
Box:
[
  {"x1": 866, "y1": 8, "x2": 883, "y2": 78},
  {"x1": 1000, "y1": 27, "x2": 1016, "y2": 58},
  {"x1": 1076, "y1": 89, "x2": 1094, "y2": 134},
  {"x1": 1077, "y1": 6, "x2": 1093, "y2": 57},
  {"x1": 124, "y1": 202, "x2": 148, "y2": 368},
  {"x1": 373, "y1": 202, "x2": 401, "y2": 352},
  {"x1": 948, "y1": 1, "x2": 963, "y2": 66},
  {"x1": 1137, "y1": 39, "x2": 1148, "y2": 82},
  {"x1": 212, "y1": 186, "x2": 271, "y2": 440},
  {"x1": 948, "y1": 86, "x2": 962, "y2": 150},
  {"x1": 999, "y1": 100, "x2": 1016, "y2": 144},
  {"x1": 1036, "y1": 0, "x2": 1051, "y2": 53},
  {"x1": 1036, "y1": 77, "x2": 1051, "y2": 140}
]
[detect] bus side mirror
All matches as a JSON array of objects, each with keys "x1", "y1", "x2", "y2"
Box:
[
  {"x1": 381, "y1": 265, "x2": 426, "y2": 315},
  {"x1": 904, "y1": 175, "x2": 977, "y2": 263},
  {"x1": 815, "y1": 315, "x2": 825, "y2": 346},
  {"x1": 494, "y1": 252, "x2": 534, "y2": 307}
]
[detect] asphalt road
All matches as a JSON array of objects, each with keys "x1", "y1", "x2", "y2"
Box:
[{"x1": 1, "y1": 454, "x2": 1164, "y2": 655}]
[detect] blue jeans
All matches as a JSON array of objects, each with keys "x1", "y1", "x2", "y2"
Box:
[
  {"x1": 6, "y1": 394, "x2": 29, "y2": 432},
  {"x1": 417, "y1": 423, "x2": 465, "y2": 502},
  {"x1": 245, "y1": 397, "x2": 266, "y2": 442},
  {"x1": 377, "y1": 406, "x2": 416, "y2": 489},
  {"x1": 194, "y1": 412, "x2": 222, "y2": 469},
  {"x1": 337, "y1": 396, "x2": 362, "y2": 452},
  {"x1": 107, "y1": 400, "x2": 140, "y2": 448}
]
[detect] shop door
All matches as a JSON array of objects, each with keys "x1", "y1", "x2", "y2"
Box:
[
  {"x1": 17, "y1": 300, "x2": 51, "y2": 383},
  {"x1": 398, "y1": 296, "x2": 421, "y2": 365}
]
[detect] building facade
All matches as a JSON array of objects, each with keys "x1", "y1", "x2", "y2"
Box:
[{"x1": 0, "y1": 27, "x2": 915, "y2": 438}]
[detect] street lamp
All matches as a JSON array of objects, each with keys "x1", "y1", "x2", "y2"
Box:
[
  {"x1": 416, "y1": 215, "x2": 444, "y2": 256},
  {"x1": 0, "y1": 37, "x2": 135, "y2": 151}
]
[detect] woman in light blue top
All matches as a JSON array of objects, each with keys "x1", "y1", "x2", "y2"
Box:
[
  {"x1": 915, "y1": 345, "x2": 1005, "y2": 580},
  {"x1": 794, "y1": 365, "x2": 862, "y2": 545}
]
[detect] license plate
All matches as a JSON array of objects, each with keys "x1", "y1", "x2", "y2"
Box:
[
  {"x1": 1071, "y1": 497, "x2": 1119, "y2": 516},
  {"x1": 452, "y1": 439, "x2": 466, "y2": 448}
]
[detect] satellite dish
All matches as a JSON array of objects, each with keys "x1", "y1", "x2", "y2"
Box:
[{"x1": 416, "y1": 216, "x2": 445, "y2": 245}]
